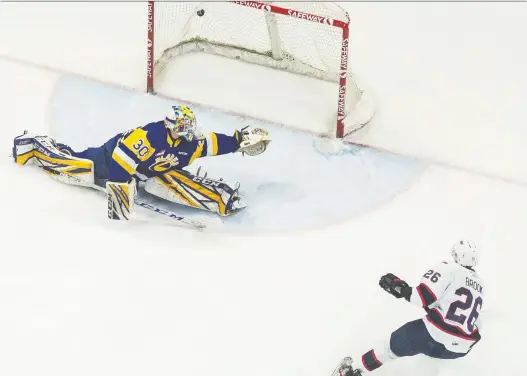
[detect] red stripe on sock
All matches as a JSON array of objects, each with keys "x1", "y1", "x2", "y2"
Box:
[
  {"x1": 361, "y1": 354, "x2": 372, "y2": 372},
  {"x1": 371, "y1": 350, "x2": 382, "y2": 366}
]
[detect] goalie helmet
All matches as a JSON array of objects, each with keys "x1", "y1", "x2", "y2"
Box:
[
  {"x1": 165, "y1": 105, "x2": 197, "y2": 141},
  {"x1": 451, "y1": 240, "x2": 478, "y2": 268}
]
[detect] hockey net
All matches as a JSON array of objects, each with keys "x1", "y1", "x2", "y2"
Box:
[{"x1": 147, "y1": 1, "x2": 374, "y2": 138}]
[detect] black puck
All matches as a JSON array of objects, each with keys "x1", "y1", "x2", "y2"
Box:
[{"x1": 197, "y1": 9, "x2": 205, "y2": 17}]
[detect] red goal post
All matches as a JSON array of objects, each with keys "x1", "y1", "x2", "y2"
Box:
[{"x1": 146, "y1": 1, "x2": 374, "y2": 138}]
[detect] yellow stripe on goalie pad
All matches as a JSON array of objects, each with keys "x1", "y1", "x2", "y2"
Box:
[
  {"x1": 166, "y1": 170, "x2": 226, "y2": 215},
  {"x1": 32, "y1": 151, "x2": 93, "y2": 176},
  {"x1": 16, "y1": 150, "x2": 36, "y2": 165},
  {"x1": 156, "y1": 175, "x2": 200, "y2": 208},
  {"x1": 110, "y1": 184, "x2": 130, "y2": 211}
]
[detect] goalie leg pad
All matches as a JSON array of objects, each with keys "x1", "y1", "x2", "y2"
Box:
[
  {"x1": 107, "y1": 180, "x2": 136, "y2": 220},
  {"x1": 13, "y1": 132, "x2": 95, "y2": 187},
  {"x1": 144, "y1": 170, "x2": 245, "y2": 216}
]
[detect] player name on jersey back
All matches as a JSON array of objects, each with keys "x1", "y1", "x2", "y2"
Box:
[{"x1": 466, "y1": 277, "x2": 483, "y2": 294}]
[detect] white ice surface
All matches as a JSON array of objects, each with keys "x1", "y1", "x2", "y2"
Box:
[
  {"x1": 0, "y1": 2, "x2": 526, "y2": 376},
  {"x1": 49, "y1": 75, "x2": 425, "y2": 233},
  {"x1": 0, "y1": 1, "x2": 524, "y2": 182}
]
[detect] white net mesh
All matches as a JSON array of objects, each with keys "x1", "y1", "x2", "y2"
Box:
[
  {"x1": 153, "y1": 2, "x2": 347, "y2": 80},
  {"x1": 151, "y1": 1, "x2": 374, "y2": 136}
]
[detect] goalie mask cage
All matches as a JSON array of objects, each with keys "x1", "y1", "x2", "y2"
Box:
[{"x1": 146, "y1": 1, "x2": 374, "y2": 138}]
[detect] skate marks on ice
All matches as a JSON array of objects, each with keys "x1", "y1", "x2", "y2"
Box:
[{"x1": 49, "y1": 76, "x2": 427, "y2": 232}]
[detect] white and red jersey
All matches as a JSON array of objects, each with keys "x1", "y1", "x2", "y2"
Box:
[{"x1": 408, "y1": 261, "x2": 484, "y2": 353}]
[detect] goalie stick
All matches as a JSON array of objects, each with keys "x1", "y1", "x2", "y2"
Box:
[
  {"x1": 37, "y1": 166, "x2": 213, "y2": 230},
  {"x1": 96, "y1": 182, "x2": 213, "y2": 229},
  {"x1": 134, "y1": 200, "x2": 211, "y2": 229}
]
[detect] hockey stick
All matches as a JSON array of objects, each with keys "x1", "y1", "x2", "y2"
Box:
[
  {"x1": 102, "y1": 183, "x2": 213, "y2": 229},
  {"x1": 34, "y1": 166, "x2": 212, "y2": 229},
  {"x1": 134, "y1": 199, "x2": 210, "y2": 229}
]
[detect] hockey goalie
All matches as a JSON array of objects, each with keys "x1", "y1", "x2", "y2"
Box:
[{"x1": 12, "y1": 105, "x2": 271, "y2": 220}]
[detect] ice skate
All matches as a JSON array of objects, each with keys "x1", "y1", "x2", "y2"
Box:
[{"x1": 331, "y1": 357, "x2": 361, "y2": 376}]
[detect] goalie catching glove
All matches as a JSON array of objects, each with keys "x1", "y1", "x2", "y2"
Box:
[
  {"x1": 107, "y1": 179, "x2": 136, "y2": 220},
  {"x1": 235, "y1": 126, "x2": 271, "y2": 156}
]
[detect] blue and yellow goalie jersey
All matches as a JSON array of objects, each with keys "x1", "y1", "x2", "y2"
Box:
[{"x1": 103, "y1": 121, "x2": 241, "y2": 182}]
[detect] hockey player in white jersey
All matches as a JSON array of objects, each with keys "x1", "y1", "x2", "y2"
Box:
[{"x1": 333, "y1": 240, "x2": 483, "y2": 375}]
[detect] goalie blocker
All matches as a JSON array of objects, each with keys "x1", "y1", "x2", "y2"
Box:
[{"x1": 12, "y1": 126, "x2": 270, "y2": 220}]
